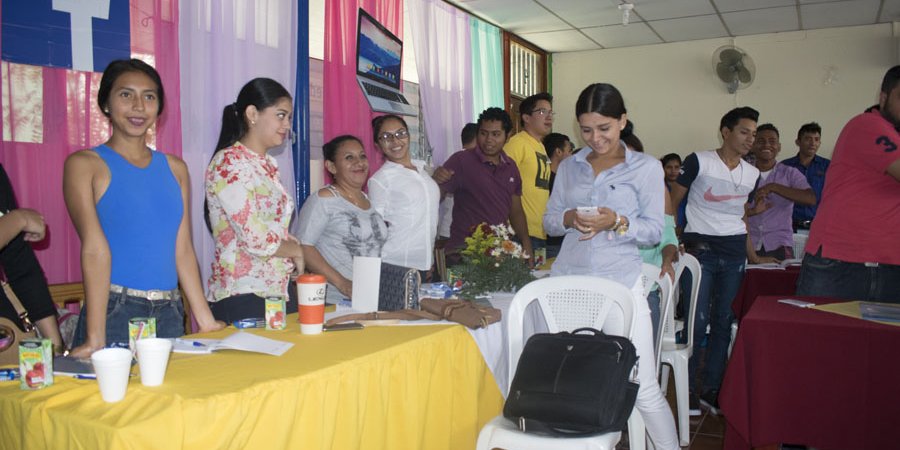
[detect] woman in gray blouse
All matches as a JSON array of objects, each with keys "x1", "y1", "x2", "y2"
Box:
[{"x1": 295, "y1": 135, "x2": 387, "y2": 304}]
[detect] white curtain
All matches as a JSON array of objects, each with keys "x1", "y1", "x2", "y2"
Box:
[
  {"x1": 179, "y1": 0, "x2": 298, "y2": 290},
  {"x1": 408, "y1": 0, "x2": 472, "y2": 166}
]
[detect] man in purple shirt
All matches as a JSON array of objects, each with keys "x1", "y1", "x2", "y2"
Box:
[
  {"x1": 746, "y1": 123, "x2": 816, "y2": 260},
  {"x1": 433, "y1": 107, "x2": 533, "y2": 263}
]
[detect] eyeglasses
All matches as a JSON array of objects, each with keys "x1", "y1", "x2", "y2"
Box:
[
  {"x1": 378, "y1": 129, "x2": 410, "y2": 142},
  {"x1": 531, "y1": 108, "x2": 556, "y2": 118}
]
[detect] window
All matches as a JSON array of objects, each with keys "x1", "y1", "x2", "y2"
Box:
[{"x1": 509, "y1": 40, "x2": 541, "y2": 98}]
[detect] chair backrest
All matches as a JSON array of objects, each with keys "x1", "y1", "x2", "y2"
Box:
[
  {"x1": 653, "y1": 271, "x2": 673, "y2": 371},
  {"x1": 506, "y1": 275, "x2": 636, "y2": 386},
  {"x1": 639, "y1": 263, "x2": 660, "y2": 298},
  {"x1": 640, "y1": 263, "x2": 669, "y2": 364},
  {"x1": 670, "y1": 253, "x2": 702, "y2": 349}
]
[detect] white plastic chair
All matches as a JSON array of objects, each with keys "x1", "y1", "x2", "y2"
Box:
[
  {"x1": 640, "y1": 264, "x2": 673, "y2": 374},
  {"x1": 658, "y1": 253, "x2": 701, "y2": 447},
  {"x1": 476, "y1": 275, "x2": 646, "y2": 450},
  {"x1": 640, "y1": 264, "x2": 673, "y2": 372}
]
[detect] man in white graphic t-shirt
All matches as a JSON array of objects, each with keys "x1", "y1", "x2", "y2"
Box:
[{"x1": 669, "y1": 107, "x2": 761, "y2": 415}]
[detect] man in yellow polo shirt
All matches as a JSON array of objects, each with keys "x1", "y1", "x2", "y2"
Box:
[{"x1": 503, "y1": 93, "x2": 554, "y2": 252}]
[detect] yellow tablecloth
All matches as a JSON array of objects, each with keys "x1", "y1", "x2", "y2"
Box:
[{"x1": 0, "y1": 323, "x2": 503, "y2": 449}]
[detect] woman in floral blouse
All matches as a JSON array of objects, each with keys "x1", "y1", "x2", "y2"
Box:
[{"x1": 205, "y1": 78, "x2": 304, "y2": 323}]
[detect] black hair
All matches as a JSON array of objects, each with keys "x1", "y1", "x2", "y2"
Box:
[
  {"x1": 621, "y1": 120, "x2": 644, "y2": 153},
  {"x1": 881, "y1": 65, "x2": 900, "y2": 94},
  {"x1": 519, "y1": 92, "x2": 553, "y2": 126},
  {"x1": 323, "y1": 135, "x2": 364, "y2": 162},
  {"x1": 575, "y1": 83, "x2": 626, "y2": 119},
  {"x1": 461, "y1": 123, "x2": 478, "y2": 147},
  {"x1": 478, "y1": 107, "x2": 513, "y2": 135},
  {"x1": 797, "y1": 122, "x2": 821, "y2": 139},
  {"x1": 660, "y1": 153, "x2": 682, "y2": 166},
  {"x1": 98, "y1": 59, "x2": 165, "y2": 117},
  {"x1": 371, "y1": 114, "x2": 409, "y2": 143},
  {"x1": 756, "y1": 123, "x2": 779, "y2": 137},
  {"x1": 214, "y1": 78, "x2": 291, "y2": 153},
  {"x1": 719, "y1": 106, "x2": 759, "y2": 132},
  {"x1": 206, "y1": 77, "x2": 291, "y2": 232},
  {"x1": 542, "y1": 132, "x2": 571, "y2": 158}
]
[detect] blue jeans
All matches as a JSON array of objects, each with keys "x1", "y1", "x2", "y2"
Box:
[
  {"x1": 687, "y1": 251, "x2": 746, "y2": 394},
  {"x1": 796, "y1": 251, "x2": 900, "y2": 303},
  {"x1": 73, "y1": 290, "x2": 185, "y2": 347}
]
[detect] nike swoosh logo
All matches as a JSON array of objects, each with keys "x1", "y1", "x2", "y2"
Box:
[{"x1": 703, "y1": 187, "x2": 746, "y2": 202}]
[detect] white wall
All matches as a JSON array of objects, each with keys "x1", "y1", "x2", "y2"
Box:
[{"x1": 551, "y1": 23, "x2": 896, "y2": 160}]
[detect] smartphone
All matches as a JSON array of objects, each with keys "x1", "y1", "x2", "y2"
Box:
[
  {"x1": 576, "y1": 206, "x2": 599, "y2": 216},
  {"x1": 323, "y1": 323, "x2": 365, "y2": 332}
]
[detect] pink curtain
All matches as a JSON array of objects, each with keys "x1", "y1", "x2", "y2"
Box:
[
  {"x1": 0, "y1": 0, "x2": 183, "y2": 284},
  {"x1": 323, "y1": 0, "x2": 402, "y2": 182}
]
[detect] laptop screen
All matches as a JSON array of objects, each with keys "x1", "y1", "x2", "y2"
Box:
[{"x1": 356, "y1": 8, "x2": 402, "y2": 90}]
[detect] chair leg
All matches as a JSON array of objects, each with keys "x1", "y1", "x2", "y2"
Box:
[{"x1": 674, "y1": 356, "x2": 691, "y2": 447}]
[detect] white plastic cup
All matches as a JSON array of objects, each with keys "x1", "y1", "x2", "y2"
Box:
[
  {"x1": 135, "y1": 338, "x2": 173, "y2": 387},
  {"x1": 90, "y1": 348, "x2": 133, "y2": 402},
  {"x1": 297, "y1": 273, "x2": 327, "y2": 335}
]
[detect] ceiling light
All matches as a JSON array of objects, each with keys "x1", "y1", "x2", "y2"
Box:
[{"x1": 619, "y1": 2, "x2": 634, "y2": 26}]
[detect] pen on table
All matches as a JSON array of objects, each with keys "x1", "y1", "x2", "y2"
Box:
[
  {"x1": 188, "y1": 341, "x2": 206, "y2": 347},
  {"x1": 73, "y1": 374, "x2": 97, "y2": 380}
]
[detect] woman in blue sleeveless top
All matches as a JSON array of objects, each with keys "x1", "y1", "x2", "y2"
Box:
[{"x1": 64, "y1": 59, "x2": 224, "y2": 358}]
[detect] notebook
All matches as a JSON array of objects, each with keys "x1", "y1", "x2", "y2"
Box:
[
  {"x1": 173, "y1": 331, "x2": 293, "y2": 356},
  {"x1": 355, "y1": 8, "x2": 416, "y2": 116}
]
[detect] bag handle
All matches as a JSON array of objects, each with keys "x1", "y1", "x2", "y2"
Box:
[
  {"x1": 1, "y1": 281, "x2": 33, "y2": 332},
  {"x1": 571, "y1": 327, "x2": 602, "y2": 336},
  {"x1": 325, "y1": 309, "x2": 441, "y2": 326}
]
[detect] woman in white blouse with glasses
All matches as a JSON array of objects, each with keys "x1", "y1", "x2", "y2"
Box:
[{"x1": 368, "y1": 115, "x2": 440, "y2": 279}]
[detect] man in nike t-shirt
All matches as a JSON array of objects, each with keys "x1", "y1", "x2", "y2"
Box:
[{"x1": 669, "y1": 106, "x2": 761, "y2": 415}]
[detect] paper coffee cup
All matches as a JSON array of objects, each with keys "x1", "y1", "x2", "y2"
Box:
[
  {"x1": 136, "y1": 338, "x2": 173, "y2": 387},
  {"x1": 297, "y1": 274, "x2": 326, "y2": 335},
  {"x1": 91, "y1": 348, "x2": 132, "y2": 402}
]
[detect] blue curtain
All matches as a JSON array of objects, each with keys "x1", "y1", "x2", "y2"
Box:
[
  {"x1": 294, "y1": 0, "x2": 310, "y2": 208},
  {"x1": 470, "y1": 18, "x2": 504, "y2": 116}
]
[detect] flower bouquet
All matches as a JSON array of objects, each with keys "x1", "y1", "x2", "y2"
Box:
[{"x1": 454, "y1": 223, "x2": 534, "y2": 297}]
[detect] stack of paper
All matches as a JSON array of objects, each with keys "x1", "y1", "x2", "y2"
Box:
[{"x1": 173, "y1": 331, "x2": 293, "y2": 356}]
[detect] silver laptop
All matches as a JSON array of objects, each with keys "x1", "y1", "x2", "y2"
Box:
[{"x1": 355, "y1": 9, "x2": 416, "y2": 116}]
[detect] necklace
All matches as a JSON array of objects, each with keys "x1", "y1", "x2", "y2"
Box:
[
  {"x1": 332, "y1": 184, "x2": 366, "y2": 208},
  {"x1": 716, "y1": 149, "x2": 744, "y2": 191}
]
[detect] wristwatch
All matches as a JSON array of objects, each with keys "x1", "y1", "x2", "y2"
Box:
[{"x1": 615, "y1": 216, "x2": 629, "y2": 235}]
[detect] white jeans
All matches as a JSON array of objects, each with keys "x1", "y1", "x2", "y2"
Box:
[{"x1": 630, "y1": 278, "x2": 679, "y2": 450}]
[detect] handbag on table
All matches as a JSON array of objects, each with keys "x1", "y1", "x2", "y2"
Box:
[
  {"x1": 503, "y1": 327, "x2": 639, "y2": 436},
  {"x1": 0, "y1": 282, "x2": 38, "y2": 366},
  {"x1": 378, "y1": 262, "x2": 421, "y2": 311},
  {"x1": 325, "y1": 298, "x2": 501, "y2": 330}
]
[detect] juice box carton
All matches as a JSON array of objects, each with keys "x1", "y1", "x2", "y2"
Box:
[
  {"x1": 19, "y1": 338, "x2": 53, "y2": 390},
  {"x1": 266, "y1": 297, "x2": 286, "y2": 330},
  {"x1": 128, "y1": 317, "x2": 157, "y2": 354}
]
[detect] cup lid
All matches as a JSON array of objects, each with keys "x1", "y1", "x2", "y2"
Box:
[{"x1": 296, "y1": 273, "x2": 326, "y2": 283}]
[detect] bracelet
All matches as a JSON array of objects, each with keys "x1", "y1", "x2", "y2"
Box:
[{"x1": 611, "y1": 212, "x2": 621, "y2": 231}]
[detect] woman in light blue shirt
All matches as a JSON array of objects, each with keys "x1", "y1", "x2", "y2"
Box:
[{"x1": 543, "y1": 83, "x2": 678, "y2": 449}]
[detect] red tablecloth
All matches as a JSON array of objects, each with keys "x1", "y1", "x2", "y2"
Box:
[
  {"x1": 732, "y1": 266, "x2": 801, "y2": 321},
  {"x1": 720, "y1": 296, "x2": 900, "y2": 450}
]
